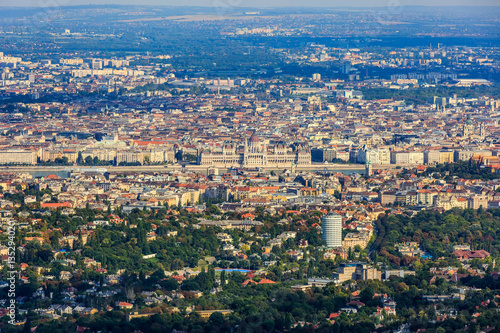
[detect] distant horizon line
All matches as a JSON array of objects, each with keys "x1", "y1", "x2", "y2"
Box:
[{"x1": 1, "y1": 4, "x2": 500, "y2": 8}]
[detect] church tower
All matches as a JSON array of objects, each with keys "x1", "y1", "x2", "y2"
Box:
[
  {"x1": 462, "y1": 120, "x2": 474, "y2": 139},
  {"x1": 365, "y1": 159, "x2": 373, "y2": 177},
  {"x1": 480, "y1": 122, "x2": 486, "y2": 140}
]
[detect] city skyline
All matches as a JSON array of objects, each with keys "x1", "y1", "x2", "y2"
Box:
[{"x1": 0, "y1": 3, "x2": 499, "y2": 332}]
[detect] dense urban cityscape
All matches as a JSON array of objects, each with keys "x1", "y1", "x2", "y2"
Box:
[{"x1": 0, "y1": 3, "x2": 499, "y2": 333}]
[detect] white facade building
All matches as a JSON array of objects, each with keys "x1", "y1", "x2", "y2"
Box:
[
  {"x1": 198, "y1": 133, "x2": 311, "y2": 168},
  {"x1": 357, "y1": 148, "x2": 390, "y2": 165},
  {"x1": 322, "y1": 213, "x2": 342, "y2": 248}
]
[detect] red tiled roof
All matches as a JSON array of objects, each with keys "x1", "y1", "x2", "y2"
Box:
[{"x1": 41, "y1": 202, "x2": 71, "y2": 208}]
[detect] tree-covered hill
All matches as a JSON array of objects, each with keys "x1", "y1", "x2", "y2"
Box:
[{"x1": 374, "y1": 208, "x2": 500, "y2": 261}]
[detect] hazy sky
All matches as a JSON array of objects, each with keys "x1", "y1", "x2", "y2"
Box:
[{"x1": 1, "y1": 0, "x2": 499, "y2": 6}]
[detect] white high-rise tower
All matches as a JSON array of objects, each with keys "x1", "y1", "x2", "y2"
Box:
[{"x1": 322, "y1": 213, "x2": 342, "y2": 248}]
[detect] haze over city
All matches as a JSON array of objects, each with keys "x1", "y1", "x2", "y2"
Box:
[{"x1": 4, "y1": 0, "x2": 500, "y2": 6}]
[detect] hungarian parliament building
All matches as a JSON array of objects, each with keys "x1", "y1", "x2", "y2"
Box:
[{"x1": 197, "y1": 134, "x2": 311, "y2": 168}]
